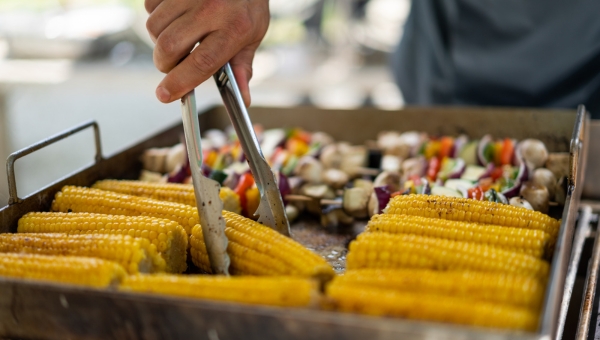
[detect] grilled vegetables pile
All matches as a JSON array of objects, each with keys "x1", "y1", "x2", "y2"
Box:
[{"x1": 140, "y1": 127, "x2": 569, "y2": 227}]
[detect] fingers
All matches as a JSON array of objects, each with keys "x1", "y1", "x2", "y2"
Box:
[
  {"x1": 144, "y1": 0, "x2": 163, "y2": 14},
  {"x1": 230, "y1": 45, "x2": 259, "y2": 107},
  {"x1": 156, "y1": 31, "x2": 241, "y2": 103},
  {"x1": 146, "y1": 1, "x2": 188, "y2": 43}
]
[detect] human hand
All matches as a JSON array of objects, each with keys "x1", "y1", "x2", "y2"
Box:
[{"x1": 145, "y1": 0, "x2": 270, "y2": 106}]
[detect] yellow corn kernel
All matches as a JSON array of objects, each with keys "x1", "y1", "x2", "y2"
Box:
[
  {"x1": 384, "y1": 194, "x2": 561, "y2": 239},
  {"x1": 0, "y1": 233, "x2": 165, "y2": 274},
  {"x1": 367, "y1": 214, "x2": 550, "y2": 258},
  {"x1": 326, "y1": 283, "x2": 538, "y2": 331},
  {"x1": 121, "y1": 274, "x2": 318, "y2": 308},
  {"x1": 92, "y1": 180, "x2": 242, "y2": 214},
  {"x1": 336, "y1": 269, "x2": 545, "y2": 310},
  {"x1": 18, "y1": 212, "x2": 187, "y2": 273},
  {"x1": 190, "y1": 211, "x2": 334, "y2": 282},
  {"x1": 0, "y1": 253, "x2": 126, "y2": 288},
  {"x1": 51, "y1": 186, "x2": 198, "y2": 235},
  {"x1": 346, "y1": 232, "x2": 549, "y2": 279}
]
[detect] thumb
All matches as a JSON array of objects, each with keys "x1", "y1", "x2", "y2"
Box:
[{"x1": 229, "y1": 45, "x2": 258, "y2": 107}]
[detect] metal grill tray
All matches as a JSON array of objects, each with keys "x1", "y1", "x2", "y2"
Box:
[{"x1": 0, "y1": 105, "x2": 589, "y2": 340}]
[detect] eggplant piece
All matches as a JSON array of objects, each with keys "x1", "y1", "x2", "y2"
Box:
[
  {"x1": 509, "y1": 196, "x2": 534, "y2": 210},
  {"x1": 545, "y1": 152, "x2": 570, "y2": 179},
  {"x1": 532, "y1": 168, "x2": 557, "y2": 199},
  {"x1": 484, "y1": 189, "x2": 508, "y2": 204},
  {"x1": 367, "y1": 148, "x2": 383, "y2": 169},
  {"x1": 516, "y1": 139, "x2": 548, "y2": 169},
  {"x1": 322, "y1": 168, "x2": 349, "y2": 189},
  {"x1": 342, "y1": 187, "x2": 370, "y2": 218},
  {"x1": 367, "y1": 186, "x2": 392, "y2": 217},
  {"x1": 295, "y1": 156, "x2": 324, "y2": 184},
  {"x1": 519, "y1": 182, "x2": 550, "y2": 213}
]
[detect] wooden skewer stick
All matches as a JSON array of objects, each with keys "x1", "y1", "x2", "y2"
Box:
[{"x1": 285, "y1": 195, "x2": 342, "y2": 206}]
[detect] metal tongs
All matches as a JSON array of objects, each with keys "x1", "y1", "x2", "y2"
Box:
[
  {"x1": 214, "y1": 63, "x2": 291, "y2": 237},
  {"x1": 180, "y1": 62, "x2": 291, "y2": 275}
]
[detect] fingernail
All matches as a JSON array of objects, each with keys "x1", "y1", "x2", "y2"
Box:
[{"x1": 156, "y1": 86, "x2": 170, "y2": 102}]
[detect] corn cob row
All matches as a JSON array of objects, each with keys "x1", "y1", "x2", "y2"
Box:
[
  {"x1": 326, "y1": 283, "x2": 538, "y2": 331},
  {"x1": 0, "y1": 253, "x2": 127, "y2": 288},
  {"x1": 346, "y1": 232, "x2": 549, "y2": 279},
  {"x1": 335, "y1": 269, "x2": 545, "y2": 310},
  {"x1": 384, "y1": 194, "x2": 561, "y2": 239},
  {"x1": 51, "y1": 186, "x2": 199, "y2": 235},
  {"x1": 121, "y1": 274, "x2": 319, "y2": 307},
  {"x1": 93, "y1": 180, "x2": 242, "y2": 215},
  {"x1": 190, "y1": 211, "x2": 335, "y2": 282},
  {"x1": 367, "y1": 214, "x2": 550, "y2": 258},
  {"x1": 0, "y1": 233, "x2": 165, "y2": 274},
  {"x1": 18, "y1": 212, "x2": 188, "y2": 273}
]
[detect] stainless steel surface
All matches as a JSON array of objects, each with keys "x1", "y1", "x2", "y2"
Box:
[
  {"x1": 214, "y1": 64, "x2": 290, "y2": 236},
  {"x1": 557, "y1": 205, "x2": 593, "y2": 340},
  {"x1": 582, "y1": 120, "x2": 600, "y2": 199},
  {"x1": 181, "y1": 90, "x2": 230, "y2": 275},
  {"x1": 576, "y1": 206, "x2": 600, "y2": 340},
  {"x1": 540, "y1": 105, "x2": 587, "y2": 338},
  {"x1": 0, "y1": 106, "x2": 589, "y2": 339},
  {"x1": 6, "y1": 120, "x2": 102, "y2": 205}
]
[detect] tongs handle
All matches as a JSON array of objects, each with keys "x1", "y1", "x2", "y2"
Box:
[
  {"x1": 181, "y1": 89, "x2": 230, "y2": 275},
  {"x1": 214, "y1": 63, "x2": 291, "y2": 236}
]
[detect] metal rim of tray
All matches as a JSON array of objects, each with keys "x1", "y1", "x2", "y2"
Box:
[{"x1": 0, "y1": 105, "x2": 590, "y2": 340}]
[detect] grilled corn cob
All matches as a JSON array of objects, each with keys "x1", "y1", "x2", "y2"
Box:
[
  {"x1": 51, "y1": 186, "x2": 198, "y2": 235},
  {"x1": 346, "y1": 232, "x2": 549, "y2": 279},
  {"x1": 18, "y1": 212, "x2": 187, "y2": 273},
  {"x1": 367, "y1": 214, "x2": 550, "y2": 258},
  {"x1": 121, "y1": 274, "x2": 318, "y2": 307},
  {"x1": 93, "y1": 180, "x2": 242, "y2": 214},
  {"x1": 0, "y1": 233, "x2": 165, "y2": 274},
  {"x1": 336, "y1": 269, "x2": 545, "y2": 310},
  {"x1": 0, "y1": 253, "x2": 126, "y2": 287},
  {"x1": 326, "y1": 283, "x2": 538, "y2": 331},
  {"x1": 190, "y1": 211, "x2": 335, "y2": 282},
  {"x1": 384, "y1": 194, "x2": 561, "y2": 239}
]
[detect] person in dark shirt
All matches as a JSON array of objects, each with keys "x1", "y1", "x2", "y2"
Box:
[{"x1": 391, "y1": 0, "x2": 600, "y2": 117}]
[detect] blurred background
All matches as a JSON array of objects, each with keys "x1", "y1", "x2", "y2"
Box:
[{"x1": 0, "y1": 0, "x2": 410, "y2": 206}]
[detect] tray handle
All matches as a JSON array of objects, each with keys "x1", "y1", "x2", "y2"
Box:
[{"x1": 5, "y1": 120, "x2": 102, "y2": 205}]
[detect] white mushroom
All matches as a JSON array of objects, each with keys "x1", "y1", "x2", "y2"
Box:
[
  {"x1": 517, "y1": 139, "x2": 548, "y2": 169},
  {"x1": 374, "y1": 171, "x2": 402, "y2": 193},
  {"x1": 322, "y1": 168, "x2": 349, "y2": 189},
  {"x1": 519, "y1": 182, "x2": 550, "y2": 213},
  {"x1": 532, "y1": 168, "x2": 557, "y2": 199},
  {"x1": 165, "y1": 143, "x2": 186, "y2": 173},
  {"x1": 295, "y1": 156, "x2": 324, "y2": 184},
  {"x1": 509, "y1": 196, "x2": 534, "y2": 210},
  {"x1": 342, "y1": 187, "x2": 370, "y2": 218}
]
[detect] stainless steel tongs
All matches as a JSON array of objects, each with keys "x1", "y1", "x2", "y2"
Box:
[
  {"x1": 180, "y1": 62, "x2": 291, "y2": 275},
  {"x1": 214, "y1": 63, "x2": 291, "y2": 237}
]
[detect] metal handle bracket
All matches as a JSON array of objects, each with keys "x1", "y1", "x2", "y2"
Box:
[{"x1": 5, "y1": 120, "x2": 102, "y2": 205}]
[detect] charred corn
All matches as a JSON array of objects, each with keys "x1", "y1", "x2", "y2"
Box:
[
  {"x1": 18, "y1": 212, "x2": 188, "y2": 273},
  {"x1": 384, "y1": 194, "x2": 560, "y2": 239},
  {"x1": 93, "y1": 180, "x2": 242, "y2": 214},
  {"x1": 0, "y1": 253, "x2": 126, "y2": 287},
  {"x1": 51, "y1": 186, "x2": 198, "y2": 235},
  {"x1": 326, "y1": 283, "x2": 538, "y2": 331},
  {"x1": 367, "y1": 214, "x2": 550, "y2": 258},
  {"x1": 336, "y1": 269, "x2": 545, "y2": 310},
  {"x1": 346, "y1": 232, "x2": 549, "y2": 279},
  {"x1": 190, "y1": 211, "x2": 334, "y2": 281},
  {"x1": 0, "y1": 233, "x2": 165, "y2": 274},
  {"x1": 121, "y1": 274, "x2": 318, "y2": 307}
]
